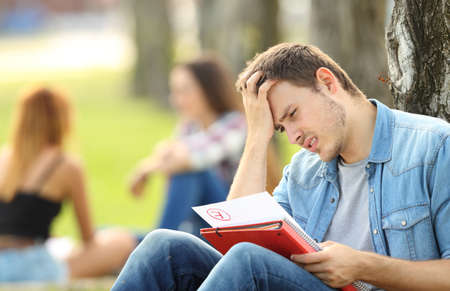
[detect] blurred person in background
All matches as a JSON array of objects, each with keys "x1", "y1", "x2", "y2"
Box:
[
  {"x1": 0, "y1": 87, "x2": 136, "y2": 283},
  {"x1": 129, "y1": 55, "x2": 281, "y2": 235}
]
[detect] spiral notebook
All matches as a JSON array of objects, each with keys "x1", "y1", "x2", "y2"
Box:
[{"x1": 193, "y1": 192, "x2": 370, "y2": 291}]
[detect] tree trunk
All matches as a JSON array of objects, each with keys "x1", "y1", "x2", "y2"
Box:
[
  {"x1": 197, "y1": 0, "x2": 282, "y2": 189},
  {"x1": 197, "y1": 0, "x2": 279, "y2": 76},
  {"x1": 310, "y1": 0, "x2": 392, "y2": 106},
  {"x1": 386, "y1": 0, "x2": 449, "y2": 121},
  {"x1": 132, "y1": 0, "x2": 173, "y2": 106}
]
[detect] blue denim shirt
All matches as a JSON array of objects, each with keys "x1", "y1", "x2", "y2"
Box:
[{"x1": 274, "y1": 100, "x2": 450, "y2": 261}]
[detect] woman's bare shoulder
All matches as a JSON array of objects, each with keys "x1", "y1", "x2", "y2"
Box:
[
  {"x1": 0, "y1": 146, "x2": 11, "y2": 170},
  {"x1": 56, "y1": 153, "x2": 88, "y2": 200},
  {"x1": 59, "y1": 153, "x2": 86, "y2": 177},
  {"x1": 0, "y1": 146, "x2": 11, "y2": 159}
]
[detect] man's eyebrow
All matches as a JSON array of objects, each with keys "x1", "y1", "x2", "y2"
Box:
[{"x1": 278, "y1": 105, "x2": 292, "y2": 123}]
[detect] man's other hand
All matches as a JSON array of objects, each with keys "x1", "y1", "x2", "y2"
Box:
[{"x1": 290, "y1": 241, "x2": 364, "y2": 289}]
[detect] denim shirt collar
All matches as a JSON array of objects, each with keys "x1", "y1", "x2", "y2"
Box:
[
  {"x1": 320, "y1": 99, "x2": 393, "y2": 179},
  {"x1": 367, "y1": 99, "x2": 394, "y2": 163}
]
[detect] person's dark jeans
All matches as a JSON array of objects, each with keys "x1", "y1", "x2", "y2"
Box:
[{"x1": 158, "y1": 170, "x2": 229, "y2": 236}]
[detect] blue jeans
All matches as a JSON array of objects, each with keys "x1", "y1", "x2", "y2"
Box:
[
  {"x1": 0, "y1": 244, "x2": 67, "y2": 282},
  {"x1": 112, "y1": 229, "x2": 336, "y2": 291},
  {"x1": 158, "y1": 170, "x2": 229, "y2": 235}
]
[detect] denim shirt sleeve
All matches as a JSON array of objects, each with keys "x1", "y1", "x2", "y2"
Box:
[
  {"x1": 430, "y1": 135, "x2": 450, "y2": 259},
  {"x1": 273, "y1": 164, "x2": 293, "y2": 216}
]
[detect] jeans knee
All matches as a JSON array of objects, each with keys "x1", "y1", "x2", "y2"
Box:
[
  {"x1": 225, "y1": 242, "x2": 267, "y2": 265},
  {"x1": 132, "y1": 229, "x2": 176, "y2": 257},
  {"x1": 143, "y1": 229, "x2": 176, "y2": 243},
  {"x1": 228, "y1": 242, "x2": 263, "y2": 255},
  {"x1": 140, "y1": 229, "x2": 206, "y2": 257}
]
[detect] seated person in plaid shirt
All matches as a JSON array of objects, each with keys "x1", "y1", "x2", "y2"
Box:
[{"x1": 129, "y1": 55, "x2": 247, "y2": 235}]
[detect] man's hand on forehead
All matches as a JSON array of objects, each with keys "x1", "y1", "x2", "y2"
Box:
[
  {"x1": 258, "y1": 78, "x2": 277, "y2": 97},
  {"x1": 239, "y1": 71, "x2": 263, "y2": 93},
  {"x1": 238, "y1": 70, "x2": 252, "y2": 92},
  {"x1": 240, "y1": 71, "x2": 276, "y2": 97},
  {"x1": 239, "y1": 70, "x2": 278, "y2": 144}
]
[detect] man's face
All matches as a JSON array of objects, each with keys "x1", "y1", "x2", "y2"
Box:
[{"x1": 268, "y1": 80, "x2": 347, "y2": 162}]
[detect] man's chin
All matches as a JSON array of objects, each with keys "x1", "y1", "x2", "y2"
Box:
[
  {"x1": 318, "y1": 150, "x2": 339, "y2": 162},
  {"x1": 319, "y1": 156, "x2": 333, "y2": 162},
  {"x1": 302, "y1": 145, "x2": 337, "y2": 162}
]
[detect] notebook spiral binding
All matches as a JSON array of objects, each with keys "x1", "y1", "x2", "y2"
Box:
[{"x1": 283, "y1": 216, "x2": 371, "y2": 291}]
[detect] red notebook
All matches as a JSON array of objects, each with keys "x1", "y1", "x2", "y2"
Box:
[{"x1": 201, "y1": 220, "x2": 367, "y2": 291}]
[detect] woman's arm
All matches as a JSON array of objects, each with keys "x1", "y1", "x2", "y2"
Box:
[
  {"x1": 0, "y1": 147, "x2": 10, "y2": 199},
  {"x1": 65, "y1": 158, "x2": 94, "y2": 243},
  {"x1": 129, "y1": 140, "x2": 191, "y2": 196}
]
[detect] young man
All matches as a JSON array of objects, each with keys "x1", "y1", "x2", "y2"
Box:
[{"x1": 112, "y1": 43, "x2": 450, "y2": 291}]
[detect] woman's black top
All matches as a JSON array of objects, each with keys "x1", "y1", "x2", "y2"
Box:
[
  {"x1": 0, "y1": 193, "x2": 62, "y2": 240},
  {"x1": 0, "y1": 156, "x2": 64, "y2": 240}
]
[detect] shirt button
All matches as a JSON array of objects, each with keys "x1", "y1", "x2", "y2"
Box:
[
  {"x1": 401, "y1": 220, "x2": 407, "y2": 226},
  {"x1": 330, "y1": 198, "x2": 335, "y2": 203},
  {"x1": 373, "y1": 229, "x2": 378, "y2": 235},
  {"x1": 370, "y1": 188, "x2": 374, "y2": 193}
]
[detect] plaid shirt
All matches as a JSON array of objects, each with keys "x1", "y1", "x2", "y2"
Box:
[{"x1": 178, "y1": 111, "x2": 247, "y2": 184}]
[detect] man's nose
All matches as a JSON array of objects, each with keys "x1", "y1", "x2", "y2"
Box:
[{"x1": 286, "y1": 127, "x2": 302, "y2": 145}]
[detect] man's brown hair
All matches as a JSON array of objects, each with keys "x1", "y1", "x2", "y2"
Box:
[{"x1": 237, "y1": 43, "x2": 361, "y2": 96}]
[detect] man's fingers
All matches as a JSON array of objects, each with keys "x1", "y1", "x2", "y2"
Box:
[
  {"x1": 319, "y1": 240, "x2": 335, "y2": 249},
  {"x1": 291, "y1": 251, "x2": 327, "y2": 264},
  {"x1": 245, "y1": 71, "x2": 264, "y2": 94},
  {"x1": 239, "y1": 71, "x2": 275, "y2": 101},
  {"x1": 302, "y1": 262, "x2": 327, "y2": 273},
  {"x1": 258, "y1": 79, "x2": 277, "y2": 98},
  {"x1": 238, "y1": 70, "x2": 253, "y2": 91}
]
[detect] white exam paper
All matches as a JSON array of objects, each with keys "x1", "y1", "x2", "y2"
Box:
[{"x1": 192, "y1": 192, "x2": 290, "y2": 228}]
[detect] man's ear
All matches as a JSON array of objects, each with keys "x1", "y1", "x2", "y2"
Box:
[{"x1": 315, "y1": 67, "x2": 338, "y2": 94}]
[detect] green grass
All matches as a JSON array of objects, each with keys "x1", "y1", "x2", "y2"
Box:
[{"x1": 0, "y1": 68, "x2": 300, "y2": 240}]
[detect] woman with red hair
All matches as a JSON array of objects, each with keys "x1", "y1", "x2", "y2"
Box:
[{"x1": 0, "y1": 87, "x2": 135, "y2": 282}]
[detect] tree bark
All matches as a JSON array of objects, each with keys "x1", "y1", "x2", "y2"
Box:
[
  {"x1": 132, "y1": 0, "x2": 173, "y2": 106},
  {"x1": 386, "y1": 0, "x2": 449, "y2": 121},
  {"x1": 310, "y1": 0, "x2": 392, "y2": 106},
  {"x1": 197, "y1": 0, "x2": 279, "y2": 76}
]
